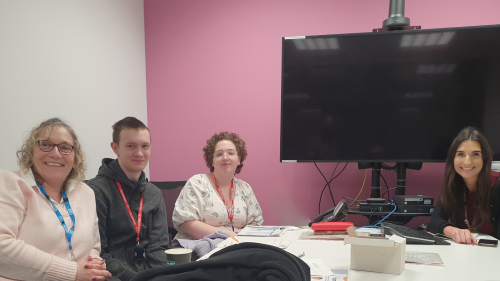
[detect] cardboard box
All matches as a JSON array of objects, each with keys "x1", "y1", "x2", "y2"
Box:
[{"x1": 344, "y1": 226, "x2": 405, "y2": 275}]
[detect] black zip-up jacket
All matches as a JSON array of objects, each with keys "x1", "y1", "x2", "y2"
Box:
[
  {"x1": 130, "y1": 242, "x2": 310, "y2": 281},
  {"x1": 87, "y1": 158, "x2": 169, "y2": 281},
  {"x1": 428, "y1": 174, "x2": 500, "y2": 239}
]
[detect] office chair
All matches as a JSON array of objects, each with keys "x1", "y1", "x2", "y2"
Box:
[{"x1": 152, "y1": 181, "x2": 186, "y2": 245}]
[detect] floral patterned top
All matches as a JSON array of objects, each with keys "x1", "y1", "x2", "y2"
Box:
[{"x1": 172, "y1": 174, "x2": 264, "y2": 239}]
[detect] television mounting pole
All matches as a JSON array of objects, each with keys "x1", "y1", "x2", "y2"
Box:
[
  {"x1": 373, "y1": 0, "x2": 421, "y2": 32},
  {"x1": 395, "y1": 162, "x2": 423, "y2": 195}
]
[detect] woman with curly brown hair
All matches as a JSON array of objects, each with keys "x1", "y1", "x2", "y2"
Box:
[
  {"x1": 0, "y1": 118, "x2": 111, "y2": 281},
  {"x1": 172, "y1": 132, "x2": 264, "y2": 240},
  {"x1": 428, "y1": 127, "x2": 500, "y2": 244}
]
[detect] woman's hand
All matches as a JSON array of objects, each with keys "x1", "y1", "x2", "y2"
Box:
[
  {"x1": 180, "y1": 220, "x2": 237, "y2": 239},
  {"x1": 444, "y1": 226, "x2": 478, "y2": 245},
  {"x1": 76, "y1": 256, "x2": 112, "y2": 281},
  {"x1": 236, "y1": 223, "x2": 258, "y2": 234}
]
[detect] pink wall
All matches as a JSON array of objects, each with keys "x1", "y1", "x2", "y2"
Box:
[{"x1": 144, "y1": 0, "x2": 500, "y2": 227}]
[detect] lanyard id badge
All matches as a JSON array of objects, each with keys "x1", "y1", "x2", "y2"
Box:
[
  {"x1": 116, "y1": 181, "x2": 145, "y2": 261},
  {"x1": 36, "y1": 183, "x2": 76, "y2": 261},
  {"x1": 464, "y1": 189, "x2": 477, "y2": 232},
  {"x1": 212, "y1": 174, "x2": 235, "y2": 232}
]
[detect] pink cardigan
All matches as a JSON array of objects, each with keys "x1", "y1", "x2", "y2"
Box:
[{"x1": 0, "y1": 170, "x2": 101, "y2": 281}]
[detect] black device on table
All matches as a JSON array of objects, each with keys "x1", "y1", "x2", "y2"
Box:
[
  {"x1": 381, "y1": 222, "x2": 450, "y2": 245},
  {"x1": 358, "y1": 198, "x2": 395, "y2": 212},
  {"x1": 310, "y1": 200, "x2": 348, "y2": 226},
  {"x1": 478, "y1": 239, "x2": 498, "y2": 247}
]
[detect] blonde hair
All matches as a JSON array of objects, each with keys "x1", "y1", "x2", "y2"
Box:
[{"x1": 17, "y1": 118, "x2": 86, "y2": 191}]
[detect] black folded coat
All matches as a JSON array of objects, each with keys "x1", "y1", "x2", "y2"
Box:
[{"x1": 130, "y1": 242, "x2": 310, "y2": 281}]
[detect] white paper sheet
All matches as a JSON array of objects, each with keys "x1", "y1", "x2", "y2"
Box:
[
  {"x1": 405, "y1": 251, "x2": 443, "y2": 265},
  {"x1": 237, "y1": 225, "x2": 287, "y2": 236},
  {"x1": 303, "y1": 259, "x2": 336, "y2": 281}
]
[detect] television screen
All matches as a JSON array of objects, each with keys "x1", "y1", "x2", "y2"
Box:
[{"x1": 281, "y1": 25, "x2": 500, "y2": 162}]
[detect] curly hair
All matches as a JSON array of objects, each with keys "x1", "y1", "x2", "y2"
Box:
[
  {"x1": 439, "y1": 126, "x2": 493, "y2": 230},
  {"x1": 203, "y1": 132, "x2": 247, "y2": 174},
  {"x1": 17, "y1": 118, "x2": 86, "y2": 191}
]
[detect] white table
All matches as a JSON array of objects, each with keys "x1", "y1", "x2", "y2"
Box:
[{"x1": 206, "y1": 229, "x2": 500, "y2": 281}]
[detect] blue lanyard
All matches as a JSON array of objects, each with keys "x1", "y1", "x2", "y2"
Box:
[{"x1": 36, "y1": 183, "x2": 76, "y2": 261}]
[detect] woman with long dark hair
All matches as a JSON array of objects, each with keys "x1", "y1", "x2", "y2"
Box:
[{"x1": 429, "y1": 127, "x2": 500, "y2": 244}]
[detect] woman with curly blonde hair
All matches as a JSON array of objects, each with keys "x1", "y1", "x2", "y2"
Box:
[
  {"x1": 172, "y1": 132, "x2": 264, "y2": 240},
  {"x1": 0, "y1": 118, "x2": 111, "y2": 281}
]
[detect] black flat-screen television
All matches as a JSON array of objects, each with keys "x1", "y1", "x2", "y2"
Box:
[{"x1": 281, "y1": 25, "x2": 500, "y2": 163}]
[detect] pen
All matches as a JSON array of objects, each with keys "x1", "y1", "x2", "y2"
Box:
[{"x1": 230, "y1": 236, "x2": 239, "y2": 244}]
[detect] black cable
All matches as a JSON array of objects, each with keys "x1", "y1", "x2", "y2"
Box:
[
  {"x1": 381, "y1": 163, "x2": 398, "y2": 174},
  {"x1": 368, "y1": 209, "x2": 377, "y2": 226},
  {"x1": 318, "y1": 163, "x2": 342, "y2": 212},
  {"x1": 318, "y1": 175, "x2": 335, "y2": 214},
  {"x1": 317, "y1": 175, "x2": 332, "y2": 213},
  {"x1": 331, "y1": 162, "x2": 348, "y2": 182},
  {"x1": 381, "y1": 186, "x2": 398, "y2": 199},
  {"x1": 326, "y1": 163, "x2": 341, "y2": 206},
  {"x1": 380, "y1": 173, "x2": 389, "y2": 200},
  {"x1": 314, "y1": 162, "x2": 335, "y2": 209},
  {"x1": 317, "y1": 162, "x2": 349, "y2": 213},
  {"x1": 381, "y1": 162, "x2": 396, "y2": 169},
  {"x1": 318, "y1": 185, "x2": 328, "y2": 214}
]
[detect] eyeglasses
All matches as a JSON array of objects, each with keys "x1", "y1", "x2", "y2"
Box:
[
  {"x1": 37, "y1": 140, "x2": 75, "y2": 155},
  {"x1": 214, "y1": 150, "x2": 237, "y2": 158}
]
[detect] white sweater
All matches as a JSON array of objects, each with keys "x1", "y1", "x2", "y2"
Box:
[{"x1": 0, "y1": 169, "x2": 101, "y2": 281}]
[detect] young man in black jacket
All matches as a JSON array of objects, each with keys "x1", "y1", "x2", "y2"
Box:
[{"x1": 87, "y1": 117, "x2": 169, "y2": 281}]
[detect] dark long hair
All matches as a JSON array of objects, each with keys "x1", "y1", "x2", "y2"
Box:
[{"x1": 439, "y1": 127, "x2": 492, "y2": 229}]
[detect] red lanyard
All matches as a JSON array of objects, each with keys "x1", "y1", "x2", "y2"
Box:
[
  {"x1": 116, "y1": 181, "x2": 144, "y2": 241},
  {"x1": 212, "y1": 174, "x2": 235, "y2": 231}
]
